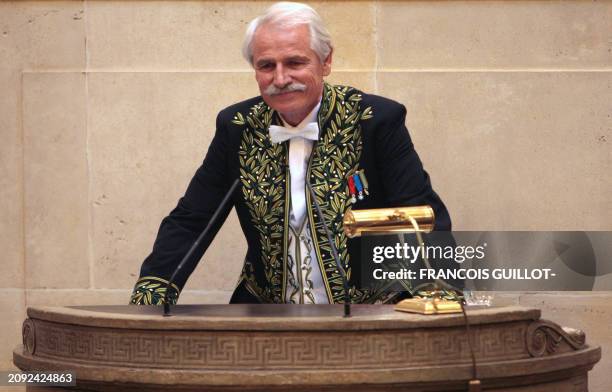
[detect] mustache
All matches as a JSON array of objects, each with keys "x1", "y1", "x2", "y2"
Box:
[{"x1": 264, "y1": 83, "x2": 307, "y2": 96}]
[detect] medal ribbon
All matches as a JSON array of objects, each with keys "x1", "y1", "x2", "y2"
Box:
[
  {"x1": 358, "y1": 171, "x2": 369, "y2": 194},
  {"x1": 348, "y1": 175, "x2": 356, "y2": 197},
  {"x1": 353, "y1": 174, "x2": 363, "y2": 194}
]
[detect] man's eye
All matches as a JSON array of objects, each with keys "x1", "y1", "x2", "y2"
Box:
[{"x1": 258, "y1": 63, "x2": 274, "y2": 70}]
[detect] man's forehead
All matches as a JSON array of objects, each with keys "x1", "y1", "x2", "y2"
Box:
[{"x1": 254, "y1": 52, "x2": 310, "y2": 63}]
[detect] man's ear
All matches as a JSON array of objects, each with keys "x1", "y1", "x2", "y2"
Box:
[{"x1": 322, "y1": 48, "x2": 333, "y2": 77}]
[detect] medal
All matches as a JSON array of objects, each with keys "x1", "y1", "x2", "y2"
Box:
[
  {"x1": 353, "y1": 173, "x2": 364, "y2": 200},
  {"x1": 348, "y1": 175, "x2": 357, "y2": 203},
  {"x1": 358, "y1": 170, "x2": 369, "y2": 195},
  {"x1": 347, "y1": 170, "x2": 369, "y2": 203}
]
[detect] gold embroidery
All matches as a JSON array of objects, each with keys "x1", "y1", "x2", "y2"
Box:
[
  {"x1": 235, "y1": 102, "x2": 288, "y2": 303},
  {"x1": 234, "y1": 84, "x2": 384, "y2": 304},
  {"x1": 307, "y1": 84, "x2": 373, "y2": 303},
  {"x1": 130, "y1": 276, "x2": 180, "y2": 305}
]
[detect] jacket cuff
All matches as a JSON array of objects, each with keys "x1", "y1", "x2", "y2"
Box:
[{"x1": 130, "y1": 276, "x2": 180, "y2": 305}]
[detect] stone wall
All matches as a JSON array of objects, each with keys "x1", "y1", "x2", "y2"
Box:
[{"x1": 0, "y1": 1, "x2": 610, "y2": 390}]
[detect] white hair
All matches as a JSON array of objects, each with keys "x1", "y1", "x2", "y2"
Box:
[{"x1": 242, "y1": 2, "x2": 333, "y2": 65}]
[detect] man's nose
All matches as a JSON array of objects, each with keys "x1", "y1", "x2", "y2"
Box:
[{"x1": 272, "y1": 64, "x2": 291, "y2": 88}]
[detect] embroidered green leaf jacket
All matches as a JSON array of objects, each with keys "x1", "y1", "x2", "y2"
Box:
[{"x1": 131, "y1": 84, "x2": 451, "y2": 305}]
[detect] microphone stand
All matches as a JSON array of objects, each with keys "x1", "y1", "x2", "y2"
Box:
[
  {"x1": 307, "y1": 182, "x2": 351, "y2": 318},
  {"x1": 162, "y1": 178, "x2": 240, "y2": 316}
]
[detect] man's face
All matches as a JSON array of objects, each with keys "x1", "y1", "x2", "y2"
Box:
[{"x1": 251, "y1": 23, "x2": 332, "y2": 126}]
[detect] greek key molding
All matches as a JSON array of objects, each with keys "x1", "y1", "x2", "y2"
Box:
[{"x1": 29, "y1": 319, "x2": 530, "y2": 369}]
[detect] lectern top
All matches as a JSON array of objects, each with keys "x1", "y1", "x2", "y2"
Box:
[{"x1": 26, "y1": 304, "x2": 540, "y2": 331}]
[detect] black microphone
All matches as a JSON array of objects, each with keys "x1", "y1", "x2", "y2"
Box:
[
  {"x1": 162, "y1": 178, "x2": 240, "y2": 316},
  {"x1": 306, "y1": 181, "x2": 351, "y2": 318}
]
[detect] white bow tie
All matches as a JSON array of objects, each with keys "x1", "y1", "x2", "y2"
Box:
[{"x1": 269, "y1": 122, "x2": 319, "y2": 144}]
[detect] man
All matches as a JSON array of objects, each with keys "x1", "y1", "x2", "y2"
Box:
[{"x1": 130, "y1": 2, "x2": 450, "y2": 305}]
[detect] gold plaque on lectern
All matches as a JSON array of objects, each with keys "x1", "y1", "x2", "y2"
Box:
[{"x1": 394, "y1": 297, "x2": 462, "y2": 315}]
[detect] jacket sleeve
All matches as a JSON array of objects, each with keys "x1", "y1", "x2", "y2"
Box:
[
  {"x1": 373, "y1": 102, "x2": 451, "y2": 230},
  {"x1": 130, "y1": 112, "x2": 234, "y2": 305}
]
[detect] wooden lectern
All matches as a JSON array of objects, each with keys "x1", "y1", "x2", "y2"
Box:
[{"x1": 14, "y1": 304, "x2": 600, "y2": 391}]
